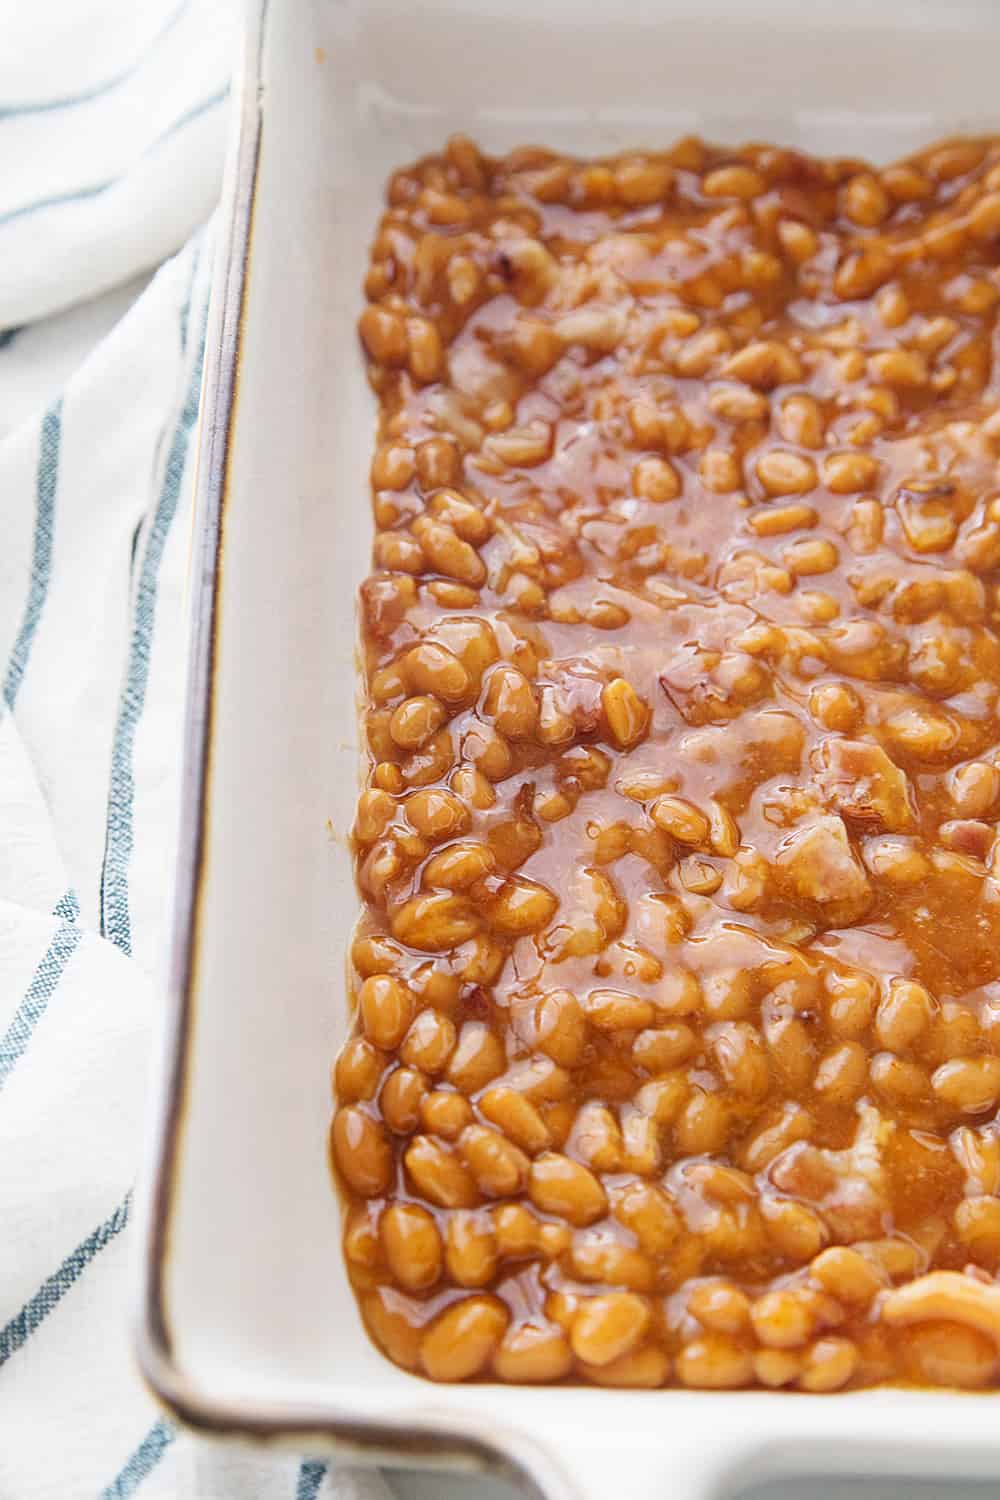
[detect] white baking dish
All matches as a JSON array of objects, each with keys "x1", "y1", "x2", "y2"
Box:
[{"x1": 136, "y1": 1, "x2": 1000, "y2": 1495}]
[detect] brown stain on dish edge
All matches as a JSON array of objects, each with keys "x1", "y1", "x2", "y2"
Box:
[{"x1": 141, "y1": 37, "x2": 263, "y2": 1370}]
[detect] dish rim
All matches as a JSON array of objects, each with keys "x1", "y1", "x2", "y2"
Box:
[{"x1": 133, "y1": 3, "x2": 1000, "y2": 1492}]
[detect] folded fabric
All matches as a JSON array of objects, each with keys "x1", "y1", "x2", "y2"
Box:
[
  {"x1": 0, "y1": 0, "x2": 232, "y2": 328},
  {"x1": 0, "y1": 4, "x2": 396, "y2": 1497}
]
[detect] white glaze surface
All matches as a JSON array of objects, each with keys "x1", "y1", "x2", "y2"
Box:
[{"x1": 142, "y1": 2, "x2": 1000, "y2": 1496}]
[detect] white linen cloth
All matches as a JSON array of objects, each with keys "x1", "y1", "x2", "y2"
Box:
[{"x1": 0, "y1": 4, "x2": 396, "y2": 1497}]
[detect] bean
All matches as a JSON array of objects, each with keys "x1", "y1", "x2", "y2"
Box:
[
  {"x1": 354, "y1": 788, "x2": 396, "y2": 844},
  {"x1": 479, "y1": 1087, "x2": 551, "y2": 1153},
  {"x1": 405, "y1": 787, "x2": 469, "y2": 839},
  {"x1": 784, "y1": 537, "x2": 838, "y2": 576},
  {"x1": 362, "y1": 1288, "x2": 424, "y2": 1371},
  {"x1": 331, "y1": 1107, "x2": 392, "y2": 1197},
  {"x1": 710, "y1": 385, "x2": 769, "y2": 422},
  {"x1": 603, "y1": 678, "x2": 650, "y2": 747},
  {"x1": 688, "y1": 1281, "x2": 752, "y2": 1335},
  {"x1": 633, "y1": 1023, "x2": 697, "y2": 1072},
  {"x1": 389, "y1": 695, "x2": 446, "y2": 750},
  {"x1": 628, "y1": 398, "x2": 689, "y2": 451},
  {"x1": 813, "y1": 1041, "x2": 867, "y2": 1106},
  {"x1": 871, "y1": 1052, "x2": 930, "y2": 1104},
  {"x1": 616, "y1": 156, "x2": 674, "y2": 204},
  {"x1": 947, "y1": 762, "x2": 1000, "y2": 818},
  {"x1": 875, "y1": 979, "x2": 935, "y2": 1054},
  {"x1": 400, "y1": 1010, "x2": 457, "y2": 1074},
  {"x1": 445, "y1": 1210, "x2": 498, "y2": 1286},
  {"x1": 570, "y1": 1233, "x2": 655, "y2": 1292},
  {"x1": 777, "y1": 394, "x2": 823, "y2": 448},
  {"x1": 359, "y1": 305, "x2": 407, "y2": 364},
  {"x1": 754, "y1": 1348, "x2": 803, "y2": 1388},
  {"x1": 392, "y1": 892, "x2": 479, "y2": 951},
  {"x1": 632, "y1": 454, "x2": 682, "y2": 503},
  {"x1": 932, "y1": 1058, "x2": 1000, "y2": 1114},
  {"x1": 423, "y1": 841, "x2": 496, "y2": 890},
  {"x1": 799, "y1": 1337, "x2": 859, "y2": 1392},
  {"x1": 650, "y1": 794, "x2": 709, "y2": 845},
  {"x1": 459, "y1": 1123, "x2": 530, "y2": 1197},
  {"x1": 708, "y1": 1020, "x2": 769, "y2": 1099},
  {"x1": 723, "y1": 340, "x2": 802, "y2": 388},
  {"x1": 757, "y1": 450, "x2": 818, "y2": 496},
  {"x1": 749, "y1": 503, "x2": 817, "y2": 537},
  {"x1": 704, "y1": 444, "x2": 743, "y2": 492},
  {"x1": 703, "y1": 164, "x2": 765, "y2": 199},
  {"x1": 823, "y1": 451, "x2": 880, "y2": 493},
  {"x1": 751, "y1": 1288, "x2": 819, "y2": 1350},
  {"x1": 528, "y1": 1153, "x2": 608, "y2": 1226},
  {"x1": 676, "y1": 1335, "x2": 752, "y2": 1388},
  {"x1": 493, "y1": 1322, "x2": 573, "y2": 1382},
  {"x1": 407, "y1": 317, "x2": 444, "y2": 382},
  {"x1": 404, "y1": 642, "x2": 470, "y2": 702},
  {"x1": 811, "y1": 1246, "x2": 884, "y2": 1305},
  {"x1": 611, "y1": 1181, "x2": 681, "y2": 1255},
  {"x1": 526, "y1": 989, "x2": 588, "y2": 1068},
  {"x1": 675, "y1": 1089, "x2": 730, "y2": 1154},
  {"x1": 381, "y1": 1203, "x2": 442, "y2": 1291},
  {"x1": 420, "y1": 1089, "x2": 473, "y2": 1139},
  {"x1": 586, "y1": 988, "x2": 655, "y2": 1033},
  {"x1": 334, "y1": 1037, "x2": 384, "y2": 1102},
  {"x1": 493, "y1": 1202, "x2": 540, "y2": 1259},
  {"x1": 570, "y1": 1101, "x2": 623, "y2": 1171},
  {"x1": 379, "y1": 1065, "x2": 427, "y2": 1133},
  {"x1": 483, "y1": 665, "x2": 537, "y2": 739},
  {"x1": 834, "y1": 245, "x2": 892, "y2": 299},
  {"x1": 761, "y1": 1197, "x2": 827, "y2": 1263},
  {"x1": 446, "y1": 1021, "x2": 506, "y2": 1093},
  {"x1": 343, "y1": 1201, "x2": 381, "y2": 1279},
  {"x1": 483, "y1": 876, "x2": 558, "y2": 935},
  {"x1": 572, "y1": 1342, "x2": 669, "y2": 1389},
  {"x1": 569, "y1": 1293, "x2": 650, "y2": 1366},
  {"x1": 420, "y1": 1296, "x2": 509, "y2": 1381},
  {"x1": 405, "y1": 1134, "x2": 478, "y2": 1207},
  {"x1": 955, "y1": 1196, "x2": 1000, "y2": 1261},
  {"x1": 372, "y1": 443, "x2": 415, "y2": 490},
  {"x1": 843, "y1": 172, "x2": 890, "y2": 226},
  {"x1": 358, "y1": 974, "x2": 416, "y2": 1050}
]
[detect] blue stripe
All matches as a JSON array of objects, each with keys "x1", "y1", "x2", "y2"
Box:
[
  {"x1": 0, "y1": 326, "x2": 21, "y2": 348},
  {"x1": 0, "y1": 920, "x2": 82, "y2": 1093},
  {"x1": 296, "y1": 1461, "x2": 328, "y2": 1500},
  {"x1": 101, "y1": 249, "x2": 206, "y2": 956},
  {"x1": 0, "y1": 87, "x2": 229, "y2": 230},
  {"x1": 4, "y1": 400, "x2": 62, "y2": 708},
  {"x1": 98, "y1": 1418, "x2": 177, "y2": 1500},
  {"x1": 0, "y1": 2, "x2": 189, "y2": 119},
  {"x1": 52, "y1": 888, "x2": 80, "y2": 922},
  {"x1": 0, "y1": 1193, "x2": 131, "y2": 1365}
]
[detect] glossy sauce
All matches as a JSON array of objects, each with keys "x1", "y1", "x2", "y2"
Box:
[{"x1": 332, "y1": 135, "x2": 1000, "y2": 1390}]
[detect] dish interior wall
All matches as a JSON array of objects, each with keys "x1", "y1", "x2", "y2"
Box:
[{"x1": 162, "y1": 0, "x2": 1000, "y2": 1481}]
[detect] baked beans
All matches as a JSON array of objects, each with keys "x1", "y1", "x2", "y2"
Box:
[{"x1": 333, "y1": 133, "x2": 1000, "y2": 1388}]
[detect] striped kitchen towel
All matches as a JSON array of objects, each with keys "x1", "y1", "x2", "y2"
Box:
[{"x1": 0, "y1": 5, "x2": 397, "y2": 1499}]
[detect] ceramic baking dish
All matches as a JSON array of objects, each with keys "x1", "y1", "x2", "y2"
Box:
[{"x1": 136, "y1": 1, "x2": 1000, "y2": 1495}]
